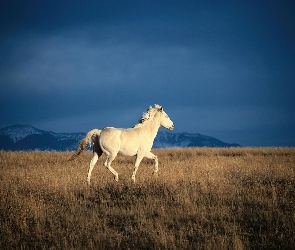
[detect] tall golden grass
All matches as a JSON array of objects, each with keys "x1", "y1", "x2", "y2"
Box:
[{"x1": 0, "y1": 148, "x2": 294, "y2": 249}]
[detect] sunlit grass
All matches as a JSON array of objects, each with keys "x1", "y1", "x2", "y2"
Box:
[{"x1": 0, "y1": 148, "x2": 295, "y2": 249}]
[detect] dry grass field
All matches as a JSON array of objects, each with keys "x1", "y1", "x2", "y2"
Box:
[{"x1": 0, "y1": 148, "x2": 295, "y2": 249}]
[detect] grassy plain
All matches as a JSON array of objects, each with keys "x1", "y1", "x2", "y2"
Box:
[{"x1": 0, "y1": 148, "x2": 295, "y2": 249}]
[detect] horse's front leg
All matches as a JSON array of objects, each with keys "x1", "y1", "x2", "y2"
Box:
[
  {"x1": 132, "y1": 153, "x2": 144, "y2": 182},
  {"x1": 145, "y1": 151, "x2": 158, "y2": 175}
]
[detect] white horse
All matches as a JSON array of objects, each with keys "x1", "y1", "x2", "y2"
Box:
[{"x1": 68, "y1": 104, "x2": 174, "y2": 183}]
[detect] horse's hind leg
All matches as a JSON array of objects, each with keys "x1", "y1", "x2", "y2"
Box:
[
  {"x1": 87, "y1": 143, "x2": 103, "y2": 185},
  {"x1": 104, "y1": 153, "x2": 119, "y2": 181},
  {"x1": 87, "y1": 153, "x2": 98, "y2": 185}
]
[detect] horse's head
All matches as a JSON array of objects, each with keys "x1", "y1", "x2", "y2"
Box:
[{"x1": 156, "y1": 105, "x2": 174, "y2": 131}]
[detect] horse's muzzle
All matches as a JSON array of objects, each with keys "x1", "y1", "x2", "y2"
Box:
[{"x1": 169, "y1": 125, "x2": 174, "y2": 131}]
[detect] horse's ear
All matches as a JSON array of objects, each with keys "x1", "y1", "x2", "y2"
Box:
[{"x1": 155, "y1": 104, "x2": 163, "y2": 111}]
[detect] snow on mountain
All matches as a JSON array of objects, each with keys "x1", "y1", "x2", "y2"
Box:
[
  {"x1": 48, "y1": 132, "x2": 86, "y2": 142},
  {"x1": 153, "y1": 131, "x2": 239, "y2": 148},
  {"x1": 0, "y1": 125, "x2": 87, "y2": 151},
  {"x1": 0, "y1": 125, "x2": 85, "y2": 143},
  {"x1": 0, "y1": 125, "x2": 240, "y2": 151},
  {"x1": 0, "y1": 124, "x2": 45, "y2": 143}
]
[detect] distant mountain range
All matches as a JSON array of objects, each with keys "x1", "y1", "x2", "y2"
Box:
[{"x1": 0, "y1": 124, "x2": 240, "y2": 151}]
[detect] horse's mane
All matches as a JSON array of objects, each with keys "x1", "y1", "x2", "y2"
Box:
[{"x1": 133, "y1": 104, "x2": 162, "y2": 128}]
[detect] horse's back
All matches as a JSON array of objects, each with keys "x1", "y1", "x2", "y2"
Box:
[{"x1": 99, "y1": 127, "x2": 144, "y2": 156}]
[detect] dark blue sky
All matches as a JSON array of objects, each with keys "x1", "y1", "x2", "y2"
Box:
[{"x1": 1, "y1": 0, "x2": 294, "y2": 146}]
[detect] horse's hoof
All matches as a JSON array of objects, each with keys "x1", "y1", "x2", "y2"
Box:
[{"x1": 115, "y1": 176, "x2": 119, "y2": 182}]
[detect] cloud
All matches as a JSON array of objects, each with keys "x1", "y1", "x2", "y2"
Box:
[
  {"x1": 1, "y1": 30, "x2": 294, "y2": 125},
  {"x1": 0, "y1": 0, "x2": 294, "y2": 146}
]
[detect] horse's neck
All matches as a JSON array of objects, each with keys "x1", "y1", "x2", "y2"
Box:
[{"x1": 142, "y1": 115, "x2": 161, "y2": 139}]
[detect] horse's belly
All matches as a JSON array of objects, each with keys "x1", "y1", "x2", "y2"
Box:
[{"x1": 119, "y1": 144, "x2": 138, "y2": 156}]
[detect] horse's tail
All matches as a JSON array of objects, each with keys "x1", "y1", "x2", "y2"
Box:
[{"x1": 68, "y1": 129, "x2": 101, "y2": 161}]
